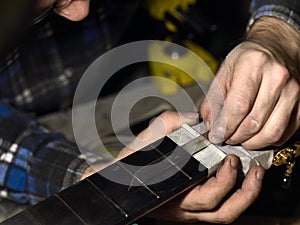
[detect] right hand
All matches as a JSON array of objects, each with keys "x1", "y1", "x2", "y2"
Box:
[{"x1": 200, "y1": 16, "x2": 300, "y2": 150}]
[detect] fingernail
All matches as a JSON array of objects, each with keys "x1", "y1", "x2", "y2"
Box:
[
  {"x1": 228, "y1": 155, "x2": 238, "y2": 169},
  {"x1": 221, "y1": 156, "x2": 236, "y2": 168},
  {"x1": 255, "y1": 168, "x2": 265, "y2": 181},
  {"x1": 209, "y1": 135, "x2": 223, "y2": 144},
  {"x1": 217, "y1": 156, "x2": 237, "y2": 175},
  {"x1": 209, "y1": 126, "x2": 225, "y2": 144}
]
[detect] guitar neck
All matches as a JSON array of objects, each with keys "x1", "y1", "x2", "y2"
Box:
[{"x1": 1, "y1": 124, "x2": 226, "y2": 225}]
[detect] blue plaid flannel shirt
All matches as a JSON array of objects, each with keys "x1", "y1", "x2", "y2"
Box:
[
  {"x1": 249, "y1": 0, "x2": 300, "y2": 32},
  {"x1": 0, "y1": 0, "x2": 299, "y2": 206},
  {"x1": 0, "y1": 0, "x2": 138, "y2": 205}
]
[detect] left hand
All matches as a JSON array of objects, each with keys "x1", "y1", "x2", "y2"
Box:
[
  {"x1": 117, "y1": 111, "x2": 199, "y2": 159},
  {"x1": 118, "y1": 111, "x2": 265, "y2": 224},
  {"x1": 82, "y1": 111, "x2": 199, "y2": 179},
  {"x1": 149, "y1": 154, "x2": 264, "y2": 224}
]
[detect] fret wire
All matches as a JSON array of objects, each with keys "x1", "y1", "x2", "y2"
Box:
[
  {"x1": 86, "y1": 179, "x2": 129, "y2": 217},
  {"x1": 128, "y1": 153, "x2": 170, "y2": 189},
  {"x1": 117, "y1": 162, "x2": 160, "y2": 199},
  {"x1": 154, "y1": 148, "x2": 192, "y2": 180},
  {"x1": 54, "y1": 194, "x2": 87, "y2": 224}
]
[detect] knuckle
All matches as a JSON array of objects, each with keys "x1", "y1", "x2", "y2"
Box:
[
  {"x1": 272, "y1": 67, "x2": 290, "y2": 89},
  {"x1": 158, "y1": 111, "x2": 173, "y2": 120},
  {"x1": 241, "y1": 115, "x2": 261, "y2": 134},
  {"x1": 154, "y1": 111, "x2": 178, "y2": 134},
  {"x1": 195, "y1": 198, "x2": 218, "y2": 210},
  {"x1": 158, "y1": 111, "x2": 177, "y2": 125},
  {"x1": 229, "y1": 95, "x2": 251, "y2": 117},
  {"x1": 264, "y1": 126, "x2": 284, "y2": 143},
  {"x1": 251, "y1": 50, "x2": 269, "y2": 62}
]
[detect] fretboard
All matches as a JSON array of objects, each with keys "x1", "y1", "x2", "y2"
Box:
[{"x1": 1, "y1": 124, "x2": 226, "y2": 225}]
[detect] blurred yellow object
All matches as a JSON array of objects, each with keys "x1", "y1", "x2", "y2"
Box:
[
  {"x1": 147, "y1": 0, "x2": 196, "y2": 32},
  {"x1": 146, "y1": 0, "x2": 219, "y2": 94},
  {"x1": 148, "y1": 39, "x2": 219, "y2": 95}
]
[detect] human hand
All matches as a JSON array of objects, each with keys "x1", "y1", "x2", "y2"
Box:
[
  {"x1": 118, "y1": 111, "x2": 265, "y2": 224},
  {"x1": 149, "y1": 155, "x2": 264, "y2": 224},
  {"x1": 82, "y1": 111, "x2": 199, "y2": 179},
  {"x1": 200, "y1": 17, "x2": 300, "y2": 149},
  {"x1": 117, "y1": 111, "x2": 199, "y2": 159}
]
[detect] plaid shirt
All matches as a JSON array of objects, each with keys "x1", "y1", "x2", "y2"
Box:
[
  {"x1": 0, "y1": 0, "x2": 139, "y2": 205},
  {"x1": 0, "y1": 0, "x2": 299, "y2": 205},
  {"x1": 0, "y1": 103, "x2": 89, "y2": 204},
  {"x1": 249, "y1": 0, "x2": 300, "y2": 31}
]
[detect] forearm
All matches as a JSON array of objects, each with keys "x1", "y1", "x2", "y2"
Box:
[
  {"x1": 245, "y1": 16, "x2": 300, "y2": 82},
  {"x1": 249, "y1": 0, "x2": 300, "y2": 73}
]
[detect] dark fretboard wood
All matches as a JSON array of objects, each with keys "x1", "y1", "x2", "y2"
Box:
[{"x1": 2, "y1": 133, "x2": 216, "y2": 225}]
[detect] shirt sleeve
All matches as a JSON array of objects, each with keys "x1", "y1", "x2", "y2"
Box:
[
  {"x1": 249, "y1": 0, "x2": 300, "y2": 32},
  {"x1": 0, "y1": 103, "x2": 100, "y2": 205}
]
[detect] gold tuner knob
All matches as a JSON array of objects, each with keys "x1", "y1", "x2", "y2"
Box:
[{"x1": 272, "y1": 143, "x2": 300, "y2": 188}]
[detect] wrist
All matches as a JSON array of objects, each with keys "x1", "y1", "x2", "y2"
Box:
[{"x1": 245, "y1": 17, "x2": 300, "y2": 82}]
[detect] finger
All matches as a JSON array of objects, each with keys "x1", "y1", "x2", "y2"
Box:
[
  {"x1": 130, "y1": 111, "x2": 199, "y2": 148},
  {"x1": 274, "y1": 101, "x2": 300, "y2": 146},
  {"x1": 273, "y1": 82, "x2": 300, "y2": 146},
  {"x1": 179, "y1": 155, "x2": 239, "y2": 211},
  {"x1": 148, "y1": 155, "x2": 240, "y2": 223},
  {"x1": 277, "y1": 99, "x2": 300, "y2": 145},
  {"x1": 193, "y1": 166, "x2": 265, "y2": 224},
  {"x1": 209, "y1": 52, "x2": 265, "y2": 144},
  {"x1": 226, "y1": 64, "x2": 288, "y2": 145},
  {"x1": 200, "y1": 61, "x2": 231, "y2": 130},
  {"x1": 241, "y1": 78, "x2": 300, "y2": 149},
  {"x1": 178, "y1": 166, "x2": 264, "y2": 224},
  {"x1": 118, "y1": 111, "x2": 198, "y2": 159}
]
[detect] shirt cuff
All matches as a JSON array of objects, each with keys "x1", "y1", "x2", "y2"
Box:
[{"x1": 248, "y1": 4, "x2": 300, "y2": 33}]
